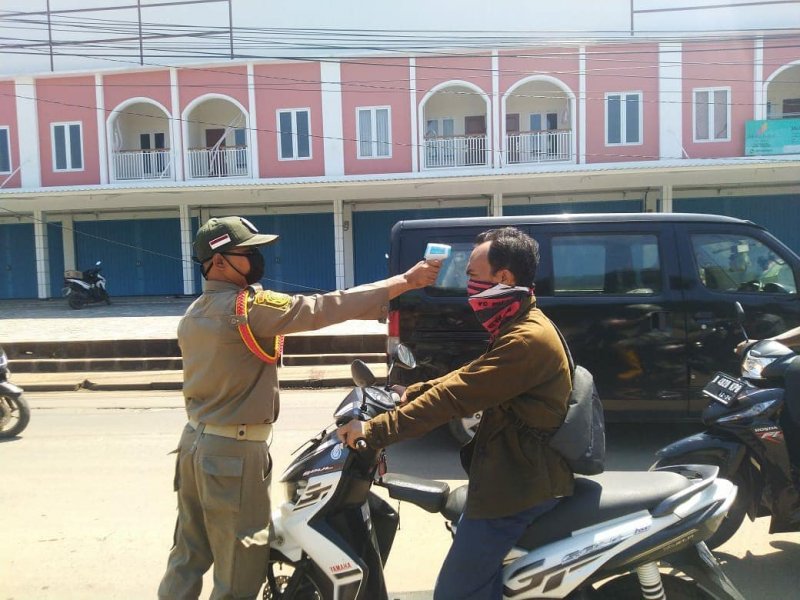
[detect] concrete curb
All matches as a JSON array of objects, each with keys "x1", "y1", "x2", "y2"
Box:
[{"x1": 20, "y1": 377, "x2": 385, "y2": 393}]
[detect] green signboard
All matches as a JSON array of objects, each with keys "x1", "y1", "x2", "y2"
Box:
[{"x1": 745, "y1": 119, "x2": 800, "y2": 156}]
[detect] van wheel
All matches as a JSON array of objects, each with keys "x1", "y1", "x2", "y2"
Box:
[{"x1": 448, "y1": 412, "x2": 482, "y2": 444}]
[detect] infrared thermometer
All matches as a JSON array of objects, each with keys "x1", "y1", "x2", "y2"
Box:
[{"x1": 424, "y1": 243, "x2": 451, "y2": 261}]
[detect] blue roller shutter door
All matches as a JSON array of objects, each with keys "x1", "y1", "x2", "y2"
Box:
[
  {"x1": 353, "y1": 206, "x2": 486, "y2": 285},
  {"x1": 0, "y1": 223, "x2": 37, "y2": 299},
  {"x1": 74, "y1": 218, "x2": 183, "y2": 296},
  {"x1": 245, "y1": 213, "x2": 335, "y2": 293},
  {"x1": 504, "y1": 199, "x2": 643, "y2": 216},
  {"x1": 675, "y1": 195, "x2": 800, "y2": 256},
  {"x1": 48, "y1": 223, "x2": 64, "y2": 297}
]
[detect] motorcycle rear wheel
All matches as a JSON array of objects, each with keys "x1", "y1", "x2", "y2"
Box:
[
  {"x1": 68, "y1": 293, "x2": 86, "y2": 310},
  {"x1": 0, "y1": 394, "x2": 31, "y2": 438},
  {"x1": 598, "y1": 573, "x2": 712, "y2": 599},
  {"x1": 263, "y1": 560, "x2": 325, "y2": 600}
]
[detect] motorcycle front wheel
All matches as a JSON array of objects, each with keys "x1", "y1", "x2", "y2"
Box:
[
  {"x1": 0, "y1": 394, "x2": 31, "y2": 438},
  {"x1": 598, "y1": 573, "x2": 713, "y2": 599},
  {"x1": 263, "y1": 560, "x2": 325, "y2": 600}
]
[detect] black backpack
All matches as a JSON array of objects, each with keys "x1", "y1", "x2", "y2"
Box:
[{"x1": 547, "y1": 322, "x2": 606, "y2": 475}]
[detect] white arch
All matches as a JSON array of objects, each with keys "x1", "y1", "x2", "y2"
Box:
[
  {"x1": 501, "y1": 75, "x2": 577, "y2": 167},
  {"x1": 761, "y1": 59, "x2": 800, "y2": 118},
  {"x1": 181, "y1": 93, "x2": 251, "y2": 179},
  {"x1": 105, "y1": 97, "x2": 174, "y2": 182},
  {"x1": 417, "y1": 80, "x2": 491, "y2": 170}
]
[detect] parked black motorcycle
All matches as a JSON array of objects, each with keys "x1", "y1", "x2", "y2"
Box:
[
  {"x1": 652, "y1": 302, "x2": 800, "y2": 549},
  {"x1": 63, "y1": 261, "x2": 110, "y2": 309},
  {"x1": 0, "y1": 345, "x2": 30, "y2": 438}
]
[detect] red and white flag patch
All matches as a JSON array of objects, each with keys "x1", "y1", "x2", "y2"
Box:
[{"x1": 209, "y1": 233, "x2": 232, "y2": 249}]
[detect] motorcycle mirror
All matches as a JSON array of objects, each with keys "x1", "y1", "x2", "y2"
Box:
[
  {"x1": 393, "y1": 344, "x2": 416, "y2": 370},
  {"x1": 734, "y1": 301, "x2": 748, "y2": 341},
  {"x1": 351, "y1": 359, "x2": 376, "y2": 388}
]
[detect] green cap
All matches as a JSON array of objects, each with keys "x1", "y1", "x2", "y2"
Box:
[{"x1": 193, "y1": 216, "x2": 278, "y2": 263}]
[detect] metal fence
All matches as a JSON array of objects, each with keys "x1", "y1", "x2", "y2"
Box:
[
  {"x1": 424, "y1": 135, "x2": 488, "y2": 168},
  {"x1": 187, "y1": 147, "x2": 249, "y2": 178},
  {"x1": 505, "y1": 130, "x2": 572, "y2": 164},
  {"x1": 112, "y1": 150, "x2": 172, "y2": 180}
]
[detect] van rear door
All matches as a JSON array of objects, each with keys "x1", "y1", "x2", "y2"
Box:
[
  {"x1": 535, "y1": 221, "x2": 690, "y2": 421},
  {"x1": 675, "y1": 222, "x2": 800, "y2": 414}
]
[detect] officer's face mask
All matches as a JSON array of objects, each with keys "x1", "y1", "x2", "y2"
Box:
[{"x1": 221, "y1": 249, "x2": 265, "y2": 285}]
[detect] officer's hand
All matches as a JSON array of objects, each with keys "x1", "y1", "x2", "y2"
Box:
[
  {"x1": 404, "y1": 260, "x2": 442, "y2": 289},
  {"x1": 336, "y1": 420, "x2": 366, "y2": 449},
  {"x1": 735, "y1": 339, "x2": 757, "y2": 356}
]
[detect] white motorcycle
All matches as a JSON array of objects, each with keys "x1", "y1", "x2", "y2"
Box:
[
  {"x1": 63, "y1": 260, "x2": 110, "y2": 309},
  {"x1": 265, "y1": 346, "x2": 745, "y2": 600}
]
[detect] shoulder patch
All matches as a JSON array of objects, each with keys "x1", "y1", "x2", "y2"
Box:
[{"x1": 252, "y1": 290, "x2": 292, "y2": 311}]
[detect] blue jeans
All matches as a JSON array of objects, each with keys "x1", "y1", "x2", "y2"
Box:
[{"x1": 433, "y1": 498, "x2": 560, "y2": 600}]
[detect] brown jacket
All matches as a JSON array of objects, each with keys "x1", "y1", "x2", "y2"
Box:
[
  {"x1": 179, "y1": 280, "x2": 389, "y2": 426},
  {"x1": 364, "y1": 298, "x2": 574, "y2": 518}
]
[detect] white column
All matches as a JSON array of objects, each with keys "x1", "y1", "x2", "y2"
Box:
[
  {"x1": 247, "y1": 63, "x2": 260, "y2": 179},
  {"x1": 321, "y1": 60, "x2": 344, "y2": 176},
  {"x1": 333, "y1": 199, "x2": 347, "y2": 289},
  {"x1": 659, "y1": 42, "x2": 683, "y2": 160},
  {"x1": 95, "y1": 74, "x2": 108, "y2": 184},
  {"x1": 491, "y1": 51, "x2": 500, "y2": 169},
  {"x1": 180, "y1": 204, "x2": 195, "y2": 294},
  {"x1": 33, "y1": 209, "x2": 50, "y2": 298},
  {"x1": 490, "y1": 192, "x2": 503, "y2": 216},
  {"x1": 754, "y1": 38, "x2": 765, "y2": 120},
  {"x1": 14, "y1": 77, "x2": 41, "y2": 188},
  {"x1": 61, "y1": 215, "x2": 76, "y2": 271},
  {"x1": 579, "y1": 47, "x2": 587, "y2": 165},
  {"x1": 661, "y1": 184, "x2": 673, "y2": 213},
  {"x1": 342, "y1": 202, "x2": 355, "y2": 288},
  {"x1": 409, "y1": 57, "x2": 418, "y2": 172},
  {"x1": 170, "y1": 68, "x2": 184, "y2": 181}
]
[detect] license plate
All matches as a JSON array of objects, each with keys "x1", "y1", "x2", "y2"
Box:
[{"x1": 702, "y1": 372, "x2": 746, "y2": 405}]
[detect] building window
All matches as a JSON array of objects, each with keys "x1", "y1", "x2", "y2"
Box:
[
  {"x1": 0, "y1": 127, "x2": 10, "y2": 173},
  {"x1": 277, "y1": 109, "x2": 311, "y2": 160},
  {"x1": 694, "y1": 88, "x2": 730, "y2": 142},
  {"x1": 51, "y1": 122, "x2": 83, "y2": 171},
  {"x1": 425, "y1": 118, "x2": 454, "y2": 138},
  {"x1": 357, "y1": 107, "x2": 391, "y2": 159},
  {"x1": 605, "y1": 92, "x2": 642, "y2": 145}
]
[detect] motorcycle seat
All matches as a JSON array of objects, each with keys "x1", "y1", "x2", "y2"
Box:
[
  {"x1": 381, "y1": 472, "x2": 451, "y2": 513},
  {"x1": 517, "y1": 471, "x2": 692, "y2": 549},
  {"x1": 439, "y1": 471, "x2": 692, "y2": 548}
]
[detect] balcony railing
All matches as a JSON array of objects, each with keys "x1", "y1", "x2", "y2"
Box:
[
  {"x1": 505, "y1": 130, "x2": 573, "y2": 164},
  {"x1": 112, "y1": 149, "x2": 173, "y2": 180},
  {"x1": 424, "y1": 135, "x2": 488, "y2": 168},
  {"x1": 187, "y1": 146, "x2": 250, "y2": 178}
]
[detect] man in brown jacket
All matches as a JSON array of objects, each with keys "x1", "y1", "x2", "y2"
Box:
[
  {"x1": 158, "y1": 216, "x2": 440, "y2": 600},
  {"x1": 338, "y1": 227, "x2": 573, "y2": 600}
]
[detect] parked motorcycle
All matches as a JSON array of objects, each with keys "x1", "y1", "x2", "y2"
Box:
[
  {"x1": 652, "y1": 302, "x2": 800, "y2": 549},
  {"x1": 0, "y1": 345, "x2": 30, "y2": 439},
  {"x1": 63, "y1": 261, "x2": 110, "y2": 309},
  {"x1": 263, "y1": 345, "x2": 744, "y2": 599}
]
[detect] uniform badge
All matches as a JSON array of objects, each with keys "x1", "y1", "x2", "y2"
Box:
[{"x1": 253, "y1": 290, "x2": 291, "y2": 311}]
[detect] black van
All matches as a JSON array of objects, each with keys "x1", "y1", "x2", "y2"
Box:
[{"x1": 387, "y1": 213, "x2": 800, "y2": 441}]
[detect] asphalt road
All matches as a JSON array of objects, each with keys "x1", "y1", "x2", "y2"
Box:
[{"x1": 2, "y1": 389, "x2": 800, "y2": 599}]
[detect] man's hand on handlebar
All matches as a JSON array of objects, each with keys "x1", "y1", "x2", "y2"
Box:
[{"x1": 336, "y1": 420, "x2": 366, "y2": 449}]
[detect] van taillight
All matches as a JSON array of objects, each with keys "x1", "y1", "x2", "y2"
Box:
[{"x1": 387, "y1": 310, "x2": 400, "y2": 355}]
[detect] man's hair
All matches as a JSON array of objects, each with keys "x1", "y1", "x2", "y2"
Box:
[{"x1": 475, "y1": 227, "x2": 540, "y2": 287}]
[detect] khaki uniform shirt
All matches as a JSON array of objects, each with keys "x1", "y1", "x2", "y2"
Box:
[
  {"x1": 364, "y1": 299, "x2": 574, "y2": 518},
  {"x1": 179, "y1": 280, "x2": 389, "y2": 425}
]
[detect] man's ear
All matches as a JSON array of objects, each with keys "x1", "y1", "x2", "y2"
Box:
[
  {"x1": 499, "y1": 269, "x2": 515, "y2": 286},
  {"x1": 211, "y1": 253, "x2": 226, "y2": 270}
]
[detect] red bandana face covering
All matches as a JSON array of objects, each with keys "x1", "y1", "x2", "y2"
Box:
[{"x1": 467, "y1": 279, "x2": 534, "y2": 340}]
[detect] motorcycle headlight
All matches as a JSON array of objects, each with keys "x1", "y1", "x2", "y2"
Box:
[
  {"x1": 741, "y1": 354, "x2": 778, "y2": 379},
  {"x1": 284, "y1": 478, "x2": 308, "y2": 504}
]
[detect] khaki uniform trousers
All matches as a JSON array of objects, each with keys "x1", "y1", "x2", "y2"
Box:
[{"x1": 158, "y1": 423, "x2": 272, "y2": 600}]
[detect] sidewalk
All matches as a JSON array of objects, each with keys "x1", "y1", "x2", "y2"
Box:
[{"x1": 1, "y1": 295, "x2": 387, "y2": 391}]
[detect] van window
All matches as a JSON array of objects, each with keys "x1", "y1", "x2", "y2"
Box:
[
  {"x1": 429, "y1": 242, "x2": 473, "y2": 295},
  {"x1": 691, "y1": 233, "x2": 797, "y2": 294},
  {"x1": 552, "y1": 234, "x2": 662, "y2": 295}
]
